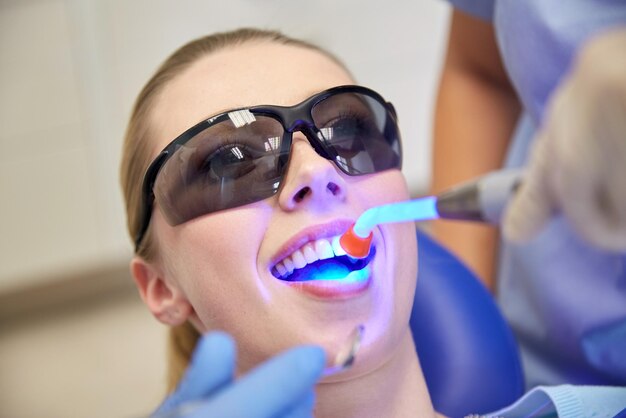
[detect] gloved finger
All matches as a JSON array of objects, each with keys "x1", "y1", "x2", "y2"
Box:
[
  {"x1": 556, "y1": 88, "x2": 626, "y2": 251},
  {"x1": 192, "y1": 345, "x2": 325, "y2": 418},
  {"x1": 154, "y1": 331, "x2": 236, "y2": 415},
  {"x1": 503, "y1": 134, "x2": 555, "y2": 243},
  {"x1": 558, "y1": 158, "x2": 626, "y2": 251},
  {"x1": 566, "y1": 176, "x2": 626, "y2": 251}
]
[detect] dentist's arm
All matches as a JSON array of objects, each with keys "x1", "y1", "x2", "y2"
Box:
[
  {"x1": 431, "y1": 8, "x2": 521, "y2": 290},
  {"x1": 504, "y1": 28, "x2": 626, "y2": 251}
]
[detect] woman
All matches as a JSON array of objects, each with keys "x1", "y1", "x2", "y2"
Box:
[
  {"x1": 120, "y1": 28, "x2": 437, "y2": 417},
  {"x1": 121, "y1": 28, "x2": 626, "y2": 417}
]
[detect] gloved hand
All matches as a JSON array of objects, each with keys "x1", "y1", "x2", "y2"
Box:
[
  {"x1": 503, "y1": 28, "x2": 626, "y2": 251},
  {"x1": 152, "y1": 332, "x2": 325, "y2": 418}
]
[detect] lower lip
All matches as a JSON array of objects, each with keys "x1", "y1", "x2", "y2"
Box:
[{"x1": 286, "y1": 266, "x2": 372, "y2": 299}]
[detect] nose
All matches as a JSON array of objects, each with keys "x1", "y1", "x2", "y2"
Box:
[{"x1": 278, "y1": 135, "x2": 347, "y2": 211}]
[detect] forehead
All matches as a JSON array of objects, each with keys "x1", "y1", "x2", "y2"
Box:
[{"x1": 150, "y1": 41, "x2": 354, "y2": 152}]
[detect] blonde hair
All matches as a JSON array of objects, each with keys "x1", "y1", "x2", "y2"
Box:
[{"x1": 119, "y1": 28, "x2": 347, "y2": 392}]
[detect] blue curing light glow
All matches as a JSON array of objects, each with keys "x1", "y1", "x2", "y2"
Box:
[
  {"x1": 309, "y1": 265, "x2": 371, "y2": 282},
  {"x1": 353, "y1": 196, "x2": 439, "y2": 238}
]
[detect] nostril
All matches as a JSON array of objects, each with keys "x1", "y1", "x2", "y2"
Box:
[
  {"x1": 327, "y1": 182, "x2": 341, "y2": 196},
  {"x1": 294, "y1": 186, "x2": 311, "y2": 202},
  {"x1": 289, "y1": 182, "x2": 343, "y2": 206}
]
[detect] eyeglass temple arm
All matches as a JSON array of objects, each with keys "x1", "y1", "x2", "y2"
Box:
[{"x1": 135, "y1": 151, "x2": 169, "y2": 251}]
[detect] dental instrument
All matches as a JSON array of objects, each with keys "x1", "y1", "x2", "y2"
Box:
[
  {"x1": 321, "y1": 324, "x2": 364, "y2": 376},
  {"x1": 151, "y1": 325, "x2": 364, "y2": 418},
  {"x1": 340, "y1": 169, "x2": 523, "y2": 258}
]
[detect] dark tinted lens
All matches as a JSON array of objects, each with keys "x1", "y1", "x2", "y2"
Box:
[
  {"x1": 154, "y1": 113, "x2": 287, "y2": 225},
  {"x1": 311, "y1": 92, "x2": 401, "y2": 175}
]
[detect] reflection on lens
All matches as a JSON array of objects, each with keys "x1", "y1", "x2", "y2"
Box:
[{"x1": 154, "y1": 115, "x2": 287, "y2": 225}]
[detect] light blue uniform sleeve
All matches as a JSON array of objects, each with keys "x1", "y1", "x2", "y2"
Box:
[
  {"x1": 444, "y1": 0, "x2": 495, "y2": 21},
  {"x1": 484, "y1": 385, "x2": 626, "y2": 418}
]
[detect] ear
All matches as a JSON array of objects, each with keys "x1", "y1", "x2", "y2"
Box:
[{"x1": 130, "y1": 256, "x2": 193, "y2": 326}]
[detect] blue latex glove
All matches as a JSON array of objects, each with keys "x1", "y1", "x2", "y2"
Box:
[{"x1": 152, "y1": 332, "x2": 326, "y2": 418}]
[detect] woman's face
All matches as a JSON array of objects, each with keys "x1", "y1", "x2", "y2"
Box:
[{"x1": 146, "y1": 41, "x2": 418, "y2": 376}]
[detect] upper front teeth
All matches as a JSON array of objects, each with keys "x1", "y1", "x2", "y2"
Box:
[{"x1": 274, "y1": 235, "x2": 346, "y2": 278}]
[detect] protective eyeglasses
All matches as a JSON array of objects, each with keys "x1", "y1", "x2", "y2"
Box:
[{"x1": 135, "y1": 85, "x2": 403, "y2": 250}]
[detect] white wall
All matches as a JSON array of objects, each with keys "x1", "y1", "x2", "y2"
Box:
[
  {"x1": 0, "y1": 288, "x2": 168, "y2": 418},
  {"x1": 0, "y1": 1, "x2": 450, "y2": 416}
]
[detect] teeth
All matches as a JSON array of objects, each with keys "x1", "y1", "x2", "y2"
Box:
[
  {"x1": 292, "y1": 250, "x2": 307, "y2": 269},
  {"x1": 284, "y1": 258, "x2": 295, "y2": 275},
  {"x1": 303, "y1": 244, "x2": 317, "y2": 263},
  {"x1": 315, "y1": 239, "x2": 334, "y2": 260},
  {"x1": 331, "y1": 236, "x2": 347, "y2": 257},
  {"x1": 275, "y1": 263, "x2": 287, "y2": 276},
  {"x1": 274, "y1": 235, "x2": 351, "y2": 278}
]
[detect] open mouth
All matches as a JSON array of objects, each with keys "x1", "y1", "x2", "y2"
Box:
[{"x1": 271, "y1": 235, "x2": 376, "y2": 282}]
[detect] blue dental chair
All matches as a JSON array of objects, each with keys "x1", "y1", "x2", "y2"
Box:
[{"x1": 410, "y1": 229, "x2": 524, "y2": 417}]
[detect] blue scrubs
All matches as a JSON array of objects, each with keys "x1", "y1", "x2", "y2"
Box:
[{"x1": 445, "y1": 0, "x2": 626, "y2": 388}]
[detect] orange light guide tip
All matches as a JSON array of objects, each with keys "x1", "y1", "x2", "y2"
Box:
[{"x1": 339, "y1": 225, "x2": 373, "y2": 259}]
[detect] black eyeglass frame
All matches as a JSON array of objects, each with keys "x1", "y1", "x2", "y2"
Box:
[{"x1": 134, "y1": 85, "x2": 401, "y2": 251}]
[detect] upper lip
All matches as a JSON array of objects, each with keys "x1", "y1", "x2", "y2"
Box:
[{"x1": 269, "y1": 219, "x2": 356, "y2": 269}]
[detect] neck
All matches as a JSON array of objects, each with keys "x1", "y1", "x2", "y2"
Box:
[{"x1": 313, "y1": 329, "x2": 438, "y2": 418}]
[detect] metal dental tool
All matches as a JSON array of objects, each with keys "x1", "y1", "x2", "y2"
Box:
[
  {"x1": 151, "y1": 325, "x2": 364, "y2": 418},
  {"x1": 321, "y1": 324, "x2": 364, "y2": 377}
]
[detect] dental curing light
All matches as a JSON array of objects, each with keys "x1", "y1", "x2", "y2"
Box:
[{"x1": 340, "y1": 169, "x2": 523, "y2": 258}]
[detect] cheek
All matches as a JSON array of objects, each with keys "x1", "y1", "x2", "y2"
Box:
[
  {"x1": 355, "y1": 170, "x2": 410, "y2": 207},
  {"x1": 370, "y1": 171, "x2": 417, "y2": 314},
  {"x1": 157, "y1": 205, "x2": 272, "y2": 330},
  {"x1": 377, "y1": 171, "x2": 417, "y2": 286},
  {"x1": 389, "y1": 221, "x2": 418, "y2": 297}
]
